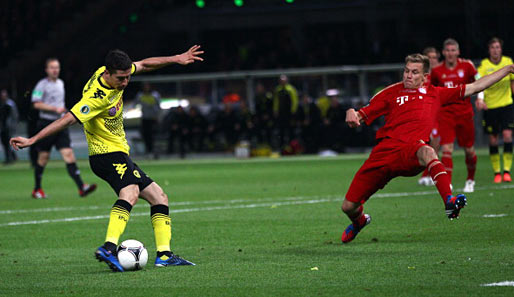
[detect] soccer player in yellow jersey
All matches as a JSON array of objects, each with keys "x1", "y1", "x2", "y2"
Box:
[
  {"x1": 10, "y1": 45, "x2": 204, "y2": 272},
  {"x1": 476, "y1": 38, "x2": 514, "y2": 183}
]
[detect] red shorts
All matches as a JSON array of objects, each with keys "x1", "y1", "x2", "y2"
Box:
[
  {"x1": 438, "y1": 111, "x2": 475, "y2": 147},
  {"x1": 345, "y1": 138, "x2": 427, "y2": 204}
]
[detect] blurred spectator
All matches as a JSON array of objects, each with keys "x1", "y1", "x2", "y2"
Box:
[
  {"x1": 188, "y1": 106, "x2": 208, "y2": 152},
  {"x1": 134, "y1": 82, "x2": 161, "y2": 157},
  {"x1": 216, "y1": 103, "x2": 240, "y2": 149},
  {"x1": 0, "y1": 89, "x2": 18, "y2": 163},
  {"x1": 322, "y1": 92, "x2": 346, "y2": 152},
  {"x1": 166, "y1": 106, "x2": 190, "y2": 158},
  {"x1": 238, "y1": 100, "x2": 255, "y2": 142},
  {"x1": 273, "y1": 75, "x2": 298, "y2": 149},
  {"x1": 254, "y1": 83, "x2": 274, "y2": 144},
  {"x1": 297, "y1": 94, "x2": 322, "y2": 154}
]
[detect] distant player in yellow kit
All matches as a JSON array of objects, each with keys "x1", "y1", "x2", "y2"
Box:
[
  {"x1": 10, "y1": 45, "x2": 204, "y2": 272},
  {"x1": 476, "y1": 38, "x2": 514, "y2": 183}
]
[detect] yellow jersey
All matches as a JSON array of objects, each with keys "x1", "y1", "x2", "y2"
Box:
[
  {"x1": 70, "y1": 64, "x2": 136, "y2": 156},
  {"x1": 477, "y1": 56, "x2": 514, "y2": 109}
]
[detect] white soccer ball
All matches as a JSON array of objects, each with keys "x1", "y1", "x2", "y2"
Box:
[{"x1": 117, "y1": 239, "x2": 148, "y2": 271}]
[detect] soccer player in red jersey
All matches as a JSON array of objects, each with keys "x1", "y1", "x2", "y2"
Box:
[
  {"x1": 418, "y1": 46, "x2": 441, "y2": 186},
  {"x1": 431, "y1": 38, "x2": 478, "y2": 193},
  {"x1": 341, "y1": 53, "x2": 514, "y2": 243}
]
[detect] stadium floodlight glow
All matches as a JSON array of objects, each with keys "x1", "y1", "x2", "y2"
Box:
[
  {"x1": 234, "y1": 0, "x2": 244, "y2": 7},
  {"x1": 285, "y1": 0, "x2": 294, "y2": 3},
  {"x1": 196, "y1": 0, "x2": 205, "y2": 8}
]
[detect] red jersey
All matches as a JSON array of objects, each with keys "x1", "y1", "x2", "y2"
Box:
[
  {"x1": 430, "y1": 58, "x2": 477, "y2": 115},
  {"x1": 358, "y1": 82, "x2": 466, "y2": 143}
]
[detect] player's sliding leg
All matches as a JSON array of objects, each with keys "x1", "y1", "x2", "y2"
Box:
[
  {"x1": 140, "y1": 182, "x2": 195, "y2": 266},
  {"x1": 32, "y1": 151, "x2": 49, "y2": 199},
  {"x1": 463, "y1": 147, "x2": 477, "y2": 193},
  {"x1": 95, "y1": 186, "x2": 138, "y2": 272},
  {"x1": 341, "y1": 200, "x2": 371, "y2": 244},
  {"x1": 60, "y1": 148, "x2": 97, "y2": 197},
  {"x1": 440, "y1": 150, "x2": 453, "y2": 184},
  {"x1": 418, "y1": 146, "x2": 466, "y2": 219}
]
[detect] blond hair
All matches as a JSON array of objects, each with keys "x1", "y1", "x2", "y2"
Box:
[{"x1": 405, "y1": 53, "x2": 430, "y2": 74}]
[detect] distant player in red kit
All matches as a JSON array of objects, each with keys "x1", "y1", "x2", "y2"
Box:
[
  {"x1": 431, "y1": 38, "x2": 478, "y2": 193},
  {"x1": 418, "y1": 46, "x2": 441, "y2": 186},
  {"x1": 342, "y1": 53, "x2": 514, "y2": 243}
]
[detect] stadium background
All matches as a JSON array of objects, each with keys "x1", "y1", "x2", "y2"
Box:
[{"x1": 1, "y1": 0, "x2": 513, "y2": 159}]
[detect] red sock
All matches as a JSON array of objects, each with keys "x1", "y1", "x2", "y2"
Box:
[
  {"x1": 421, "y1": 168, "x2": 429, "y2": 177},
  {"x1": 427, "y1": 159, "x2": 452, "y2": 203},
  {"x1": 465, "y1": 153, "x2": 477, "y2": 180},
  {"x1": 350, "y1": 205, "x2": 366, "y2": 226},
  {"x1": 441, "y1": 152, "x2": 453, "y2": 182}
]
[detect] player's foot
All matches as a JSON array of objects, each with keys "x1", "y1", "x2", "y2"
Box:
[
  {"x1": 341, "y1": 214, "x2": 371, "y2": 244},
  {"x1": 418, "y1": 176, "x2": 434, "y2": 186},
  {"x1": 494, "y1": 173, "x2": 502, "y2": 183},
  {"x1": 503, "y1": 172, "x2": 511, "y2": 182},
  {"x1": 462, "y1": 179, "x2": 475, "y2": 193},
  {"x1": 95, "y1": 246, "x2": 124, "y2": 272},
  {"x1": 79, "y1": 183, "x2": 97, "y2": 197},
  {"x1": 154, "y1": 253, "x2": 196, "y2": 267},
  {"x1": 32, "y1": 188, "x2": 47, "y2": 199},
  {"x1": 445, "y1": 194, "x2": 467, "y2": 220}
]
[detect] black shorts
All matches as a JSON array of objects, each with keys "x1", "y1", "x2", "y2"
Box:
[
  {"x1": 36, "y1": 119, "x2": 71, "y2": 151},
  {"x1": 482, "y1": 104, "x2": 514, "y2": 135},
  {"x1": 89, "y1": 152, "x2": 154, "y2": 195}
]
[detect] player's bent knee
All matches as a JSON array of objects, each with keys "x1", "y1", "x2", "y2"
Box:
[{"x1": 341, "y1": 199, "x2": 359, "y2": 214}]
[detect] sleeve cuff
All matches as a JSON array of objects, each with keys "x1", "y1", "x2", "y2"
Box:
[{"x1": 69, "y1": 110, "x2": 83, "y2": 125}]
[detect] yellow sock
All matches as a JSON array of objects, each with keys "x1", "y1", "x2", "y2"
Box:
[
  {"x1": 151, "y1": 205, "x2": 171, "y2": 253},
  {"x1": 105, "y1": 200, "x2": 131, "y2": 245},
  {"x1": 490, "y1": 153, "x2": 500, "y2": 173},
  {"x1": 504, "y1": 152, "x2": 512, "y2": 172}
]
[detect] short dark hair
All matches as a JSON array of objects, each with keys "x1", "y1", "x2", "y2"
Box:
[
  {"x1": 405, "y1": 53, "x2": 430, "y2": 74},
  {"x1": 105, "y1": 49, "x2": 132, "y2": 73},
  {"x1": 422, "y1": 47, "x2": 439, "y2": 58},
  {"x1": 45, "y1": 57, "x2": 59, "y2": 68},
  {"x1": 488, "y1": 37, "x2": 503, "y2": 48}
]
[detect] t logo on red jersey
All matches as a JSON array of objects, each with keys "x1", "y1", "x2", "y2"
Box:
[{"x1": 396, "y1": 96, "x2": 409, "y2": 106}]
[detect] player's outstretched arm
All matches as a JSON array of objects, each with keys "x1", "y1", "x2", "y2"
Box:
[
  {"x1": 10, "y1": 112, "x2": 77, "y2": 150},
  {"x1": 346, "y1": 108, "x2": 363, "y2": 128},
  {"x1": 465, "y1": 64, "x2": 514, "y2": 97},
  {"x1": 133, "y1": 45, "x2": 204, "y2": 74}
]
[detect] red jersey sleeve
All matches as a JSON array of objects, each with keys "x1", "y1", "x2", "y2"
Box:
[
  {"x1": 358, "y1": 88, "x2": 390, "y2": 125},
  {"x1": 438, "y1": 84, "x2": 467, "y2": 105}
]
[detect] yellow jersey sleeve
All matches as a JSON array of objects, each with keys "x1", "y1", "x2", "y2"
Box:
[
  {"x1": 131, "y1": 63, "x2": 137, "y2": 75},
  {"x1": 70, "y1": 89, "x2": 109, "y2": 123}
]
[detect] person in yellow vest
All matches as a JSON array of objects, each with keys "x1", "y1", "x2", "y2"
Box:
[
  {"x1": 476, "y1": 37, "x2": 514, "y2": 183},
  {"x1": 273, "y1": 75, "x2": 298, "y2": 149},
  {"x1": 134, "y1": 82, "x2": 161, "y2": 157}
]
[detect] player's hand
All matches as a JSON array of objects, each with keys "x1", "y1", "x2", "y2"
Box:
[
  {"x1": 10, "y1": 136, "x2": 34, "y2": 151},
  {"x1": 176, "y1": 45, "x2": 204, "y2": 65},
  {"x1": 475, "y1": 99, "x2": 487, "y2": 111},
  {"x1": 346, "y1": 108, "x2": 361, "y2": 128}
]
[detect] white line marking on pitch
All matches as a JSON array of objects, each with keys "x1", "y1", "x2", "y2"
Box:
[
  {"x1": 0, "y1": 198, "x2": 334, "y2": 227},
  {"x1": 2, "y1": 183, "x2": 514, "y2": 216},
  {"x1": 482, "y1": 214, "x2": 508, "y2": 218},
  {"x1": 481, "y1": 281, "x2": 514, "y2": 287}
]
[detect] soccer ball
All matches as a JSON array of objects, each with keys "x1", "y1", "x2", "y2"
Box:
[{"x1": 117, "y1": 239, "x2": 148, "y2": 271}]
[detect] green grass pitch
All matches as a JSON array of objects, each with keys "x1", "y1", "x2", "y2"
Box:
[{"x1": 0, "y1": 152, "x2": 512, "y2": 297}]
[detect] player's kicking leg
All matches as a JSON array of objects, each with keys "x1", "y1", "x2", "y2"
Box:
[
  {"x1": 418, "y1": 146, "x2": 467, "y2": 219},
  {"x1": 139, "y1": 182, "x2": 195, "y2": 266},
  {"x1": 95, "y1": 184, "x2": 139, "y2": 272}
]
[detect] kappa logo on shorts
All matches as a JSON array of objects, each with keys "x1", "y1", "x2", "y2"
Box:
[
  {"x1": 80, "y1": 105, "x2": 90, "y2": 114},
  {"x1": 113, "y1": 163, "x2": 127, "y2": 179},
  {"x1": 133, "y1": 170, "x2": 141, "y2": 178}
]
